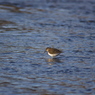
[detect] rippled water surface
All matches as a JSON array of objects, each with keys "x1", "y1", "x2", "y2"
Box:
[{"x1": 0, "y1": 0, "x2": 95, "y2": 95}]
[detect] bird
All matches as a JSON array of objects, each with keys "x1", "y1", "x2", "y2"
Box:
[{"x1": 45, "y1": 47, "x2": 62, "y2": 57}]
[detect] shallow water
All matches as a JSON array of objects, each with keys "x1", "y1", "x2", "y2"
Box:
[{"x1": 0, "y1": 0, "x2": 95, "y2": 95}]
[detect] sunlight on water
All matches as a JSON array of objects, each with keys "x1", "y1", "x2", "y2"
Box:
[{"x1": 0, "y1": 0, "x2": 95, "y2": 95}]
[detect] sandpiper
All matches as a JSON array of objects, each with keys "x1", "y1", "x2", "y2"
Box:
[{"x1": 45, "y1": 47, "x2": 62, "y2": 57}]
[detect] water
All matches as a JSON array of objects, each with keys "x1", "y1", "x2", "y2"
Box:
[{"x1": 0, "y1": 0, "x2": 95, "y2": 95}]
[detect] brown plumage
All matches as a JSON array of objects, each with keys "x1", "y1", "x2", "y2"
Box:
[{"x1": 45, "y1": 47, "x2": 62, "y2": 57}]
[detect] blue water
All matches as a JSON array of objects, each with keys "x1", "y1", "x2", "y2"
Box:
[{"x1": 0, "y1": 0, "x2": 95, "y2": 95}]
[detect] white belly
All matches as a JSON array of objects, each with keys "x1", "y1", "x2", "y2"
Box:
[{"x1": 48, "y1": 52, "x2": 59, "y2": 57}]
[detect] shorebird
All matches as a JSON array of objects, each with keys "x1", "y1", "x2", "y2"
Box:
[{"x1": 45, "y1": 47, "x2": 62, "y2": 57}]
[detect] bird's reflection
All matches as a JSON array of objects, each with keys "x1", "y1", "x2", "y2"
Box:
[
  {"x1": 46, "y1": 58, "x2": 61, "y2": 65},
  {"x1": 48, "y1": 58, "x2": 61, "y2": 62}
]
